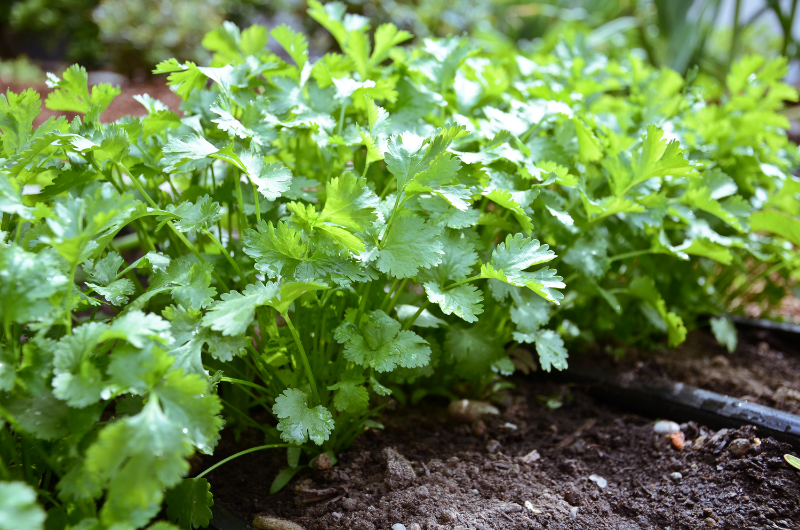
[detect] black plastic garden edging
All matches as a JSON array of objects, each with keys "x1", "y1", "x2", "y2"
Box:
[{"x1": 560, "y1": 367, "x2": 800, "y2": 451}]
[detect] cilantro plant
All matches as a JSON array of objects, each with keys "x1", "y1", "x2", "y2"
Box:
[{"x1": 1, "y1": 2, "x2": 799, "y2": 529}]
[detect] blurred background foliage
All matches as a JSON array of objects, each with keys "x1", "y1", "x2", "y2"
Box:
[{"x1": 0, "y1": 0, "x2": 798, "y2": 83}]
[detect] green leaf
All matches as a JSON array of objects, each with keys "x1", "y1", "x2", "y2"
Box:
[
  {"x1": 161, "y1": 135, "x2": 218, "y2": 173},
  {"x1": 45, "y1": 65, "x2": 120, "y2": 117},
  {"x1": 243, "y1": 221, "x2": 305, "y2": 279},
  {"x1": 320, "y1": 173, "x2": 378, "y2": 232},
  {"x1": 273, "y1": 388, "x2": 334, "y2": 445},
  {"x1": 0, "y1": 244, "x2": 65, "y2": 326},
  {"x1": 424, "y1": 283, "x2": 483, "y2": 323},
  {"x1": 444, "y1": 326, "x2": 504, "y2": 379},
  {"x1": 784, "y1": 454, "x2": 800, "y2": 471},
  {"x1": 751, "y1": 209, "x2": 800, "y2": 247},
  {"x1": 269, "y1": 465, "x2": 305, "y2": 495},
  {"x1": 160, "y1": 195, "x2": 221, "y2": 235},
  {"x1": 334, "y1": 310, "x2": 431, "y2": 372},
  {"x1": 483, "y1": 188, "x2": 533, "y2": 233},
  {"x1": 480, "y1": 234, "x2": 562, "y2": 303},
  {"x1": 710, "y1": 317, "x2": 737, "y2": 354},
  {"x1": 165, "y1": 478, "x2": 214, "y2": 530},
  {"x1": 533, "y1": 330, "x2": 568, "y2": 372},
  {"x1": 327, "y1": 379, "x2": 370, "y2": 413},
  {"x1": 153, "y1": 60, "x2": 207, "y2": 100},
  {"x1": 376, "y1": 212, "x2": 443, "y2": 278},
  {"x1": 573, "y1": 118, "x2": 602, "y2": 162},
  {"x1": 51, "y1": 322, "x2": 107, "y2": 407},
  {"x1": 271, "y1": 25, "x2": 308, "y2": 70},
  {"x1": 0, "y1": 481, "x2": 46, "y2": 530},
  {"x1": 371, "y1": 23, "x2": 412, "y2": 67},
  {"x1": 201, "y1": 281, "x2": 279, "y2": 336},
  {"x1": 240, "y1": 153, "x2": 292, "y2": 202},
  {"x1": 628, "y1": 276, "x2": 687, "y2": 347},
  {"x1": 0, "y1": 89, "x2": 41, "y2": 158}
]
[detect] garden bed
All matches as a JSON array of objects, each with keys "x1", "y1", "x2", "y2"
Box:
[
  {"x1": 200, "y1": 377, "x2": 800, "y2": 530},
  {"x1": 573, "y1": 325, "x2": 800, "y2": 415}
]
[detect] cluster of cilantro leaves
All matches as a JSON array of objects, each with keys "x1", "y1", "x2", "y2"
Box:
[{"x1": 2, "y1": 2, "x2": 800, "y2": 529}]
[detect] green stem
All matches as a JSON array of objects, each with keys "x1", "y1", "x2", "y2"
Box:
[
  {"x1": 252, "y1": 183, "x2": 262, "y2": 224},
  {"x1": 608, "y1": 248, "x2": 653, "y2": 262},
  {"x1": 728, "y1": 0, "x2": 742, "y2": 73},
  {"x1": 445, "y1": 274, "x2": 481, "y2": 291},
  {"x1": 380, "y1": 278, "x2": 400, "y2": 311},
  {"x1": 384, "y1": 278, "x2": 409, "y2": 313},
  {"x1": 220, "y1": 377, "x2": 270, "y2": 394},
  {"x1": 727, "y1": 261, "x2": 786, "y2": 303},
  {"x1": 401, "y1": 300, "x2": 430, "y2": 331},
  {"x1": 337, "y1": 104, "x2": 346, "y2": 137},
  {"x1": 283, "y1": 312, "x2": 320, "y2": 405},
  {"x1": 234, "y1": 169, "x2": 248, "y2": 235},
  {"x1": 63, "y1": 260, "x2": 79, "y2": 334},
  {"x1": 202, "y1": 228, "x2": 244, "y2": 281},
  {"x1": 196, "y1": 444, "x2": 290, "y2": 479}
]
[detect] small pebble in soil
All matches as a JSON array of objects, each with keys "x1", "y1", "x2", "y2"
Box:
[
  {"x1": 670, "y1": 431, "x2": 685, "y2": 450},
  {"x1": 391, "y1": 524, "x2": 406, "y2": 530},
  {"x1": 407, "y1": 525, "x2": 421, "y2": 530},
  {"x1": 486, "y1": 439, "x2": 502, "y2": 454},
  {"x1": 570, "y1": 506, "x2": 579, "y2": 520},
  {"x1": 524, "y1": 500, "x2": 541, "y2": 514},
  {"x1": 727, "y1": 438, "x2": 752, "y2": 458},
  {"x1": 520, "y1": 449, "x2": 541, "y2": 464},
  {"x1": 653, "y1": 420, "x2": 681, "y2": 434},
  {"x1": 589, "y1": 474, "x2": 607, "y2": 489},
  {"x1": 503, "y1": 422, "x2": 518, "y2": 430},
  {"x1": 252, "y1": 515, "x2": 305, "y2": 530},
  {"x1": 312, "y1": 453, "x2": 332, "y2": 470},
  {"x1": 669, "y1": 472, "x2": 683, "y2": 482},
  {"x1": 448, "y1": 399, "x2": 499, "y2": 423},
  {"x1": 383, "y1": 447, "x2": 416, "y2": 490},
  {"x1": 705, "y1": 517, "x2": 717, "y2": 527}
]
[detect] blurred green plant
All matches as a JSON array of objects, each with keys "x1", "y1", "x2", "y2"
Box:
[{"x1": 0, "y1": 56, "x2": 44, "y2": 84}]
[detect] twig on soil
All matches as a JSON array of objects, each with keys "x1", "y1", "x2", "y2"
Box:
[{"x1": 554, "y1": 418, "x2": 597, "y2": 450}]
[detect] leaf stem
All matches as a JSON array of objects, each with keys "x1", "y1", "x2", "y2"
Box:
[
  {"x1": 444, "y1": 274, "x2": 481, "y2": 291},
  {"x1": 234, "y1": 169, "x2": 249, "y2": 235},
  {"x1": 252, "y1": 182, "x2": 262, "y2": 224},
  {"x1": 63, "y1": 260, "x2": 79, "y2": 334},
  {"x1": 196, "y1": 444, "x2": 290, "y2": 479},
  {"x1": 202, "y1": 228, "x2": 244, "y2": 281},
  {"x1": 220, "y1": 376, "x2": 270, "y2": 394},
  {"x1": 608, "y1": 248, "x2": 653, "y2": 262},
  {"x1": 283, "y1": 312, "x2": 320, "y2": 406},
  {"x1": 401, "y1": 300, "x2": 430, "y2": 331}
]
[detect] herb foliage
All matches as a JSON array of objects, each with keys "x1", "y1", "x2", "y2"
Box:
[{"x1": 1, "y1": 3, "x2": 799, "y2": 529}]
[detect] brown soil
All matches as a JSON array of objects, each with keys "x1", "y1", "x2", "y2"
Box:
[
  {"x1": 577, "y1": 328, "x2": 800, "y2": 416},
  {"x1": 201, "y1": 378, "x2": 800, "y2": 530},
  {"x1": 2, "y1": 78, "x2": 181, "y2": 125}
]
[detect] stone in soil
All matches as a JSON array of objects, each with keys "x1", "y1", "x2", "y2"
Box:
[{"x1": 203, "y1": 380, "x2": 800, "y2": 529}]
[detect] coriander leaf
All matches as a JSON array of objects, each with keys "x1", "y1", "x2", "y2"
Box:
[
  {"x1": 0, "y1": 481, "x2": 46, "y2": 530},
  {"x1": 51, "y1": 323, "x2": 107, "y2": 407},
  {"x1": 327, "y1": 379, "x2": 369, "y2": 413},
  {"x1": 424, "y1": 283, "x2": 483, "y2": 323},
  {"x1": 334, "y1": 310, "x2": 431, "y2": 372},
  {"x1": 161, "y1": 135, "x2": 218, "y2": 173},
  {"x1": 239, "y1": 152, "x2": 292, "y2": 201},
  {"x1": 444, "y1": 325, "x2": 504, "y2": 379},
  {"x1": 710, "y1": 317, "x2": 737, "y2": 354},
  {"x1": 243, "y1": 220, "x2": 305, "y2": 278},
  {"x1": 750, "y1": 209, "x2": 800, "y2": 247},
  {"x1": 376, "y1": 212, "x2": 443, "y2": 278},
  {"x1": 165, "y1": 478, "x2": 213, "y2": 530},
  {"x1": 160, "y1": 195, "x2": 221, "y2": 235},
  {"x1": 319, "y1": 172, "x2": 378, "y2": 231},
  {"x1": 573, "y1": 117, "x2": 602, "y2": 162},
  {"x1": 271, "y1": 25, "x2": 308, "y2": 70},
  {"x1": 0, "y1": 89, "x2": 40, "y2": 158},
  {"x1": 369, "y1": 376, "x2": 392, "y2": 396},
  {"x1": 201, "y1": 281, "x2": 279, "y2": 336},
  {"x1": 153, "y1": 60, "x2": 207, "y2": 99},
  {"x1": 483, "y1": 188, "x2": 533, "y2": 233},
  {"x1": 479, "y1": 234, "x2": 563, "y2": 303},
  {"x1": 45, "y1": 65, "x2": 119, "y2": 116},
  {"x1": 273, "y1": 388, "x2": 334, "y2": 445},
  {"x1": 370, "y1": 23, "x2": 412, "y2": 67},
  {"x1": 533, "y1": 330, "x2": 568, "y2": 372}
]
